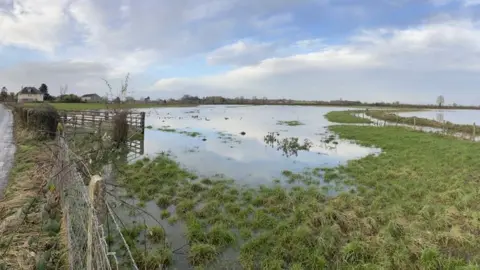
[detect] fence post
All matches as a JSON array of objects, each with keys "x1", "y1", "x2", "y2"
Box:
[
  {"x1": 87, "y1": 175, "x2": 104, "y2": 270},
  {"x1": 396, "y1": 115, "x2": 398, "y2": 126},
  {"x1": 413, "y1": 117, "x2": 416, "y2": 130},
  {"x1": 140, "y1": 112, "x2": 146, "y2": 134},
  {"x1": 473, "y1": 122, "x2": 476, "y2": 141},
  {"x1": 82, "y1": 113, "x2": 85, "y2": 125}
]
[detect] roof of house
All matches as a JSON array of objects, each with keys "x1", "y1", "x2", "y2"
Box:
[
  {"x1": 81, "y1": 93, "x2": 101, "y2": 98},
  {"x1": 18, "y1": 87, "x2": 41, "y2": 95}
]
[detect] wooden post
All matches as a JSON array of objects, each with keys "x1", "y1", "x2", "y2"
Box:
[
  {"x1": 473, "y1": 122, "x2": 476, "y2": 141},
  {"x1": 413, "y1": 117, "x2": 416, "y2": 130},
  {"x1": 105, "y1": 111, "x2": 109, "y2": 121},
  {"x1": 140, "y1": 112, "x2": 146, "y2": 134},
  {"x1": 396, "y1": 115, "x2": 398, "y2": 126},
  {"x1": 87, "y1": 175, "x2": 103, "y2": 270},
  {"x1": 82, "y1": 113, "x2": 85, "y2": 125}
]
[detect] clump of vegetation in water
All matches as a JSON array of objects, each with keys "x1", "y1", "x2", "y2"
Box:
[
  {"x1": 324, "y1": 110, "x2": 372, "y2": 124},
  {"x1": 264, "y1": 132, "x2": 313, "y2": 157},
  {"x1": 157, "y1": 127, "x2": 203, "y2": 138},
  {"x1": 276, "y1": 120, "x2": 304, "y2": 126},
  {"x1": 157, "y1": 127, "x2": 177, "y2": 132},
  {"x1": 116, "y1": 124, "x2": 480, "y2": 269}
]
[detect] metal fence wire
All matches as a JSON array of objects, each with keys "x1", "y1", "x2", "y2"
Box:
[{"x1": 53, "y1": 135, "x2": 138, "y2": 270}]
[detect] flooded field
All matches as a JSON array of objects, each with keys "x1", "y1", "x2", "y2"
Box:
[
  {"x1": 398, "y1": 109, "x2": 480, "y2": 125},
  {"x1": 139, "y1": 105, "x2": 379, "y2": 185},
  {"x1": 108, "y1": 105, "x2": 383, "y2": 269}
]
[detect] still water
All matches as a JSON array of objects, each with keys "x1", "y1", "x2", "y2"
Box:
[
  {"x1": 137, "y1": 105, "x2": 379, "y2": 184},
  {"x1": 398, "y1": 109, "x2": 480, "y2": 125}
]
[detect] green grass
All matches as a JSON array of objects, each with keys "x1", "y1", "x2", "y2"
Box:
[
  {"x1": 117, "y1": 125, "x2": 480, "y2": 269},
  {"x1": 324, "y1": 110, "x2": 372, "y2": 124},
  {"x1": 22, "y1": 102, "x2": 196, "y2": 110},
  {"x1": 276, "y1": 120, "x2": 304, "y2": 126}
]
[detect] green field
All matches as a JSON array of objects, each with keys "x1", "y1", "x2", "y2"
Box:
[
  {"x1": 21, "y1": 102, "x2": 196, "y2": 110},
  {"x1": 112, "y1": 123, "x2": 480, "y2": 269}
]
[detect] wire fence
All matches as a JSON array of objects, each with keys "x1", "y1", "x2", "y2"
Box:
[{"x1": 53, "y1": 133, "x2": 139, "y2": 269}]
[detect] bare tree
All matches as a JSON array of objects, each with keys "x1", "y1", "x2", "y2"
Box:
[
  {"x1": 60, "y1": 84, "x2": 68, "y2": 96},
  {"x1": 436, "y1": 95, "x2": 445, "y2": 107}
]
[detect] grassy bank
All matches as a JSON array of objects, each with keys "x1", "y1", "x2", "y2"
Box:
[
  {"x1": 22, "y1": 102, "x2": 197, "y2": 111},
  {"x1": 114, "y1": 125, "x2": 480, "y2": 268},
  {"x1": 366, "y1": 110, "x2": 478, "y2": 135},
  {"x1": 324, "y1": 110, "x2": 372, "y2": 124},
  {"x1": 0, "y1": 124, "x2": 62, "y2": 269}
]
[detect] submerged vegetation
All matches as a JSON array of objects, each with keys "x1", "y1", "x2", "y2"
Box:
[
  {"x1": 157, "y1": 127, "x2": 203, "y2": 137},
  {"x1": 276, "y1": 120, "x2": 304, "y2": 126},
  {"x1": 114, "y1": 122, "x2": 480, "y2": 268}
]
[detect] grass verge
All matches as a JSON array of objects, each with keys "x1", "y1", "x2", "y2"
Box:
[
  {"x1": 0, "y1": 123, "x2": 62, "y2": 269},
  {"x1": 324, "y1": 110, "x2": 372, "y2": 124}
]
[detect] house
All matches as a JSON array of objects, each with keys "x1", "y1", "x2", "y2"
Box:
[
  {"x1": 17, "y1": 87, "x2": 44, "y2": 102},
  {"x1": 81, "y1": 93, "x2": 102, "y2": 102}
]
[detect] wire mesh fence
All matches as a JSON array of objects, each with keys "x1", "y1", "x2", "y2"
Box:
[{"x1": 53, "y1": 134, "x2": 138, "y2": 270}]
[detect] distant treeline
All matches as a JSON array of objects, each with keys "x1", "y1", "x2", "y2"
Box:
[{"x1": 174, "y1": 95, "x2": 480, "y2": 110}]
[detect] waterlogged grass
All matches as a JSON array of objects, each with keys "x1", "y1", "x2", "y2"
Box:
[
  {"x1": 276, "y1": 120, "x2": 304, "y2": 126},
  {"x1": 117, "y1": 125, "x2": 480, "y2": 268},
  {"x1": 324, "y1": 110, "x2": 372, "y2": 124}
]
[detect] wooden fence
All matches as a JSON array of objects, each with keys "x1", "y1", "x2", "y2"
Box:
[{"x1": 60, "y1": 110, "x2": 146, "y2": 134}]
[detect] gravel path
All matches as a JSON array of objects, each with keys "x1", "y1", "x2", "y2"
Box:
[{"x1": 0, "y1": 104, "x2": 15, "y2": 199}]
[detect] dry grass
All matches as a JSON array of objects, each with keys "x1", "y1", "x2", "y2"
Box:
[{"x1": 0, "y1": 125, "x2": 59, "y2": 269}]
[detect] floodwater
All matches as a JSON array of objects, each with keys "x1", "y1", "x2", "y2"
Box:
[
  {"x1": 0, "y1": 104, "x2": 15, "y2": 199},
  {"x1": 139, "y1": 105, "x2": 379, "y2": 185},
  {"x1": 397, "y1": 109, "x2": 480, "y2": 125}
]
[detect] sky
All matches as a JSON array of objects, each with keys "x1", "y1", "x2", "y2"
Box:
[{"x1": 1, "y1": 0, "x2": 480, "y2": 104}]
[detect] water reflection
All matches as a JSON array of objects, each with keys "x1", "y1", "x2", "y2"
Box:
[
  {"x1": 137, "y1": 105, "x2": 379, "y2": 185},
  {"x1": 398, "y1": 109, "x2": 480, "y2": 125}
]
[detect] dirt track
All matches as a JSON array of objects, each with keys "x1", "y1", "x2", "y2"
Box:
[{"x1": 0, "y1": 104, "x2": 15, "y2": 199}]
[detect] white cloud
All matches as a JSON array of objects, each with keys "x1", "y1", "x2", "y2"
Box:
[
  {"x1": 0, "y1": 0, "x2": 70, "y2": 52},
  {"x1": 207, "y1": 40, "x2": 277, "y2": 66},
  {"x1": 153, "y1": 19, "x2": 480, "y2": 104}
]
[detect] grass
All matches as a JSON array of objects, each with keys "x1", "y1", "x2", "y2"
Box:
[
  {"x1": 22, "y1": 102, "x2": 196, "y2": 110},
  {"x1": 117, "y1": 124, "x2": 480, "y2": 268},
  {"x1": 276, "y1": 120, "x2": 304, "y2": 126},
  {"x1": 324, "y1": 110, "x2": 372, "y2": 124}
]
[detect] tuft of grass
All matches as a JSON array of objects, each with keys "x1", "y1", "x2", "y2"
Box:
[
  {"x1": 156, "y1": 195, "x2": 172, "y2": 209},
  {"x1": 167, "y1": 215, "x2": 178, "y2": 225},
  {"x1": 160, "y1": 209, "x2": 171, "y2": 219},
  {"x1": 188, "y1": 243, "x2": 217, "y2": 267},
  {"x1": 207, "y1": 223, "x2": 236, "y2": 248},
  {"x1": 147, "y1": 226, "x2": 165, "y2": 243}
]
